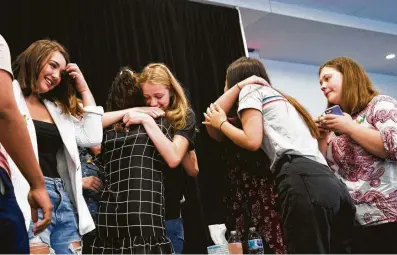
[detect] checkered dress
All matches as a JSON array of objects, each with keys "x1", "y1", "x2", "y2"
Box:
[{"x1": 87, "y1": 118, "x2": 174, "y2": 254}]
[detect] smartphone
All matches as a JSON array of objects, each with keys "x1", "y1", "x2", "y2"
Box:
[{"x1": 324, "y1": 105, "x2": 343, "y2": 116}]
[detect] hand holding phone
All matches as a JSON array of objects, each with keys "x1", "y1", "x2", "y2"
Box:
[{"x1": 324, "y1": 105, "x2": 343, "y2": 116}]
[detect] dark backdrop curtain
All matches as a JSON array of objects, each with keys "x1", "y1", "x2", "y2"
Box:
[{"x1": 1, "y1": 0, "x2": 245, "y2": 253}]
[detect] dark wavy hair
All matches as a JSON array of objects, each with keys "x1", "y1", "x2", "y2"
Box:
[
  {"x1": 106, "y1": 67, "x2": 145, "y2": 131},
  {"x1": 106, "y1": 67, "x2": 144, "y2": 111}
]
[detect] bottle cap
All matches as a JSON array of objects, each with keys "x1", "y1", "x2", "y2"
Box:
[
  {"x1": 249, "y1": 227, "x2": 256, "y2": 232},
  {"x1": 230, "y1": 230, "x2": 237, "y2": 235}
]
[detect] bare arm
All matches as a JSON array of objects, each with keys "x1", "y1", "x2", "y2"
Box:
[
  {"x1": 204, "y1": 103, "x2": 263, "y2": 150},
  {"x1": 206, "y1": 76, "x2": 269, "y2": 142},
  {"x1": 0, "y1": 71, "x2": 44, "y2": 188},
  {"x1": 80, "y1": 90, "x2": 96, "y2": 107},
  {"x1": 205, "y1": 84, "x2": 241, "y2": 141},
  {"x1": 66, "y1": 63, "x2": 96, "y2": 107},
  {"x1": 220, "y1": 109, "x2": 263, "y2": 151},
  {"x1": 181, "y1": 150, "x2": 199, "y2": 177},
  {"x1": 213, "y1": 84, "x2": 242, "y2": 118},
  {"x1": 322, "y1": 113, "x2": 388, "y2": 158},
  {"x1": 123, "y1": 112, "x2": 189, "y2": 168},
  {"x1": 102, "y1": 109, "x2": 129, "y2": 128},
  {"x1": 102, "y1": 107, "x2": 165, "y2": 128},
  {"x1": 347, "y1": 125, "x2": 387, "y2": 158},
  {"x1": 0, "y1": 70, "x2": 52, "y2": 233},
  {"x1": 142, "y1": 117, "x2": 189, "y2": 168},
  {"x1": 67, "y1": 63, "x2": 104, "y2": 146}
]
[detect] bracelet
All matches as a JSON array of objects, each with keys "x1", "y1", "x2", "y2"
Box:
[
  {"x1": 236, "y1": 83, "x2": 242, "y2": 90},
  {"x1": 219, "y1": 120, "x2": 228, "y2": 131}
]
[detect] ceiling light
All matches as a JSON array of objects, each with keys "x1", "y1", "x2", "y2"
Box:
[{"x1": 386, "y1": 54, "x2": 395, "y2": 60}]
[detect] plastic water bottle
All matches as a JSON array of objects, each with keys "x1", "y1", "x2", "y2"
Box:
[
  {"x1": 247, "y1": 227, "x2": 264, "y2": 254},
  {"x1": 228, "y1": 230, "x2": 243, "y2": 254}
]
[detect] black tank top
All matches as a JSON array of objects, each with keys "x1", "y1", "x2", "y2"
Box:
[{"x1": 33, "y1": 120, "x2": 63, "y2": 178}]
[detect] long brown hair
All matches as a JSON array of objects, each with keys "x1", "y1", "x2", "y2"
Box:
[
  {"x1": 227, "y1": 57, "x2": 319, "y2": 138},
  {"x1": 139, "y1": 63, "x2": 189, "y2": 131},
  {"x1": 12, "y1": 39, "x2": 83, "y2": 116},
  {"x1": 319, "y1": 56, "x2": 378, "y2": 115}
]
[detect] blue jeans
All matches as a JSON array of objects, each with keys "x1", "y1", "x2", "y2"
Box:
[
  {"x1": 79, "y1": 147, "x2": 102, "y2": 232},
  {"x1": 0, "y1": 168, "x2": 29, "y2": 254},
  {"x1": 165, "y1": 218, "x2": 184, "y2": 254},
  {"x1": 28, "y1": 177, "x2": 81, "y2": 254}
]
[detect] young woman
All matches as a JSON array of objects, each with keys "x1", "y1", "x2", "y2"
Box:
[
  {"x1": 87, "y1": 68, "x2": 174, "y2": 254},
  {"x1": 212, "y1": 79, "x2": 285, "y2": 253},
  {"x1": 317, "y1": 56, "x2": 397, "y2": 253},
  {"x1": 121, "y1": 63, "x2": 198, "y2": 254},
  {"x1": 10, "y1": 39, "x2": 103, "y2": 254},
  {"x1": 204, "y1": 57, "x2": 355, "y2": 254}
]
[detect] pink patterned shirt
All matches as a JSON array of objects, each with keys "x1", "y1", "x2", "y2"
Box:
[{"x1": 326, "y1": 95, "x2": 397, "y2": 226}]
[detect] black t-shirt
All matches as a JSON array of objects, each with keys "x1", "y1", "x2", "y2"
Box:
[
  {"x1": 164, "y1": 108, "x2": 196, "y2": 220},
  {"x1": 176, "y1": 109, "x2": 196, "y2": 151}
]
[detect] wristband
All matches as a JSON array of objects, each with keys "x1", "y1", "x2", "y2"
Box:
[{"x1": 219, "y1": 120, "x2": 228, "y2": 131}]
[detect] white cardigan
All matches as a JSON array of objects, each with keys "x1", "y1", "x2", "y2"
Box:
[{"x1": 8, "y1": 80, "x2": 103, "y2": 235}]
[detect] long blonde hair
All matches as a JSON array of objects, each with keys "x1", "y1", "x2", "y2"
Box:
[{"x1": 139, "y1": 63, "x2": 189, "y2": 131}]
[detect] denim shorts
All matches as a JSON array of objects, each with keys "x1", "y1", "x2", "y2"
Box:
[{"x1": 28, "y1": 177, "x2": 81, "y2": 254}]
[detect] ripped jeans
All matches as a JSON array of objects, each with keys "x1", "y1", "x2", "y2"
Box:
[{"x1": 28, "y1": 177, "x2": 81, "y2": 254}]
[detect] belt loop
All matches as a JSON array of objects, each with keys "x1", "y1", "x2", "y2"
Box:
[
  {"x1": 55, "y1": 178, "x2": 63, "y2": 190},
  {"x1": 60, "y1": 179, "x2": 65, "y2": 190}
]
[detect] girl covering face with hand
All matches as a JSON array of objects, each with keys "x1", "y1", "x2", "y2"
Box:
[
  {"x1": 86, "y1": 68, "x2": 174, "y2": 254},
  {"x1": 105, "y1": 63, "x2": 198, "y2": 253}
]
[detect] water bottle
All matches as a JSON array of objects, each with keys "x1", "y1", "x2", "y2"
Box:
[
  {"x1": 247, "y1": 227, "x2": 264, "y2": 254},
  {"x1": 228, "y1": 230, "x2": 243, "y2": 254}
]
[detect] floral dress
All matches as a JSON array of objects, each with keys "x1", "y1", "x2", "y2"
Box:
[{"x1": 222, "y1": 139, "x2": 286, "y2": 254}]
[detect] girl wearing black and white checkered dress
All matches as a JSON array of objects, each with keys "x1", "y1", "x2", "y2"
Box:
[
  {"x1": 87, "y1": 68, "x2": 174, "y2": 254},
  {"x1": 122, "y1": 64, "x2": 199, "y2": 254}
]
